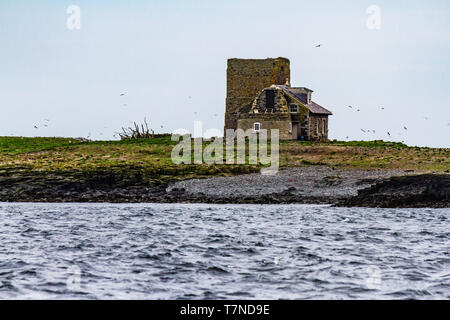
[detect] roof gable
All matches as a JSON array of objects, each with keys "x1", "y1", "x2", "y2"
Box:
[{"x1": 276, "y1": 85, "x2": 332, "y2": 115}]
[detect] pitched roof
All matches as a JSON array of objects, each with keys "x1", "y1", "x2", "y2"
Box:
[
  {"x1": 276, "y1": 85, "x2": 332, "y2": 115},
  {"x1": 307, "y1": 101, "x2": 333, "y2": 115}
]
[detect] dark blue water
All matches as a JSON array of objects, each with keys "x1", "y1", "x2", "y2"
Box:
[{"x1": 0, "y1": 203, "x2": 448, "y2": 299}]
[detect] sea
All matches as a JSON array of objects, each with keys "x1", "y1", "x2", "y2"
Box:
[{"x1": 0, "y1": 203, "x2": 448, "y2": 299}]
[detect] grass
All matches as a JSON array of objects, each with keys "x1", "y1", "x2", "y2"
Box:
[
  {"x1": 0, "y1": 136, "x2": 448, "y2": 185},
  {"x1": 278, "y1": 140, "x2": 449, "y2": 172},
  {"x1": 0, "y1": 137, "x2": 85, "y2": 154},
  {"x1": 0, "y1": 136, "x2": 260, "y2": 185}
]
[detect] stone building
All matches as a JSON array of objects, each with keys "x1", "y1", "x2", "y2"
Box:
[{"x1": 224, "y1": 57, "x2": 332, "y2": 140}]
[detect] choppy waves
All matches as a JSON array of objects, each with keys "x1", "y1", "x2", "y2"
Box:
[{"x1": 0, "y1": 203, "x2": 448, "y2": 299}]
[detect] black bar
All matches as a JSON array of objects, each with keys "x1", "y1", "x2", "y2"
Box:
[{"x1": 0, "y1": 300, "x2": 446, "y2": 319}]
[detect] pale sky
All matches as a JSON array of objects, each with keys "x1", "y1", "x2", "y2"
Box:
[{"x1": 1, "y1": 0, "x2": 449, "y2": 147}]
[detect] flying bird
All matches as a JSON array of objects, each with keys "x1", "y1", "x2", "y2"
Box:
[
  {"x1": 387, "y1": 132, "x2": 391, "y2": 136},
  {"x1": 315, "y1": 44, "x2": 321, "y2": 48},
  {"x1": 360, "y1": 129, "x2": 366, "y2": 133},
  {"x1": 403, "y1": 126, "x2": 408, "y2": 130},
  {"x1": 348, "y1": 106, "x2": 352, "y2": 109},
  {"x1": 120, "y1": 93, "x2": 126, "y2": 96},
  {"x1": 357, "y1": 109, "x2": 360, "y2": 112},
  {"x1": 381, "y1": 107, "x2": 385, "y2": 110},
  {"x1": 33, "y1": 126, "x2": 38, "y2": 129}
]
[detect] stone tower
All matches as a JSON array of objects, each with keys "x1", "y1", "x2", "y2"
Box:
[{"x1": 224, "y1": 57, "x2": 291, "y2": 131}]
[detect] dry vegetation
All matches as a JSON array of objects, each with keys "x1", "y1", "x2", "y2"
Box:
[{"x1": 117, "y1": 118, "x2": 154, "y2": 140}]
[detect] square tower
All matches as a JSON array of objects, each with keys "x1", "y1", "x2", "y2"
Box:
[{"x1": 224, "y1": 57, "x2": 290, "y2": 131}]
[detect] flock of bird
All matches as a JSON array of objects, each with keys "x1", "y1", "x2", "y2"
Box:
[
  {"x1": 29, "y1": 44, "x2": 449, "y2": 140},
  {"x1": 344, "y1": 104, "x2": 450, "y2": 143},
  {"x1": 346, "y1": 105, "x2": 411, "y2": 141},
  {"x1": 33, "y1": 118, "x2": 50, "y2": 130},
  {"x1": 32, "y1": 87, "x2": 449, "y2": 141},
  {"x1": 110, "y1": 91, "x2": 219, "y2": 138},
  {"x1": 313, "y1": 43, "x2": 449, "y2": 141}
]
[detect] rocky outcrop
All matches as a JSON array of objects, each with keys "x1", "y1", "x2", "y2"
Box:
[
  {"x1": 336, "y1": 174, "x2": 449, "y2": 208},
  {"x1": 0, "y1": 165, "x2": 448, "y2": 208}
]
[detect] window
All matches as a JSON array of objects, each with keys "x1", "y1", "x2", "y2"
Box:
[
  {"x1": 253, "y1": 122, "x2": 261, "y2": 132},
  {"x1": 266, "y1": 90, "x2": 275, "y2": 109},
  {"x1": 316, "y1": 119, "x2": 320, "y2": 135},
  {"x1": 289, "y1": 104, "x2": 298, "y2": 113},
  {"x1": 322, "y1": 119, "x2": 326, "y2": 135}
]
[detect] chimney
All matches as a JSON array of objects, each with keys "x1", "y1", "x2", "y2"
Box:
[{"x1": 285, "y1": 77, "x2": 290, "y2": 87}]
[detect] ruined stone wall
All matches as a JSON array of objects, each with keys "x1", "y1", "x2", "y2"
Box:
[
  {"x1": 225, "y1": 58, "x2": 290, "y2": 131},
  {"x1": 237, "y1": 113, "x2": 292, "y2": 140},
  {"x1": 252, "y1": 86, "x2": 289, "y2": 113}
]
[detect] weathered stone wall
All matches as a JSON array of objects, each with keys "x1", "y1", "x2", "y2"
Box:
[
  {"x1": 283, "y1": 94, "x2": 310, "y2": 124},
  {"x1": 225, "y1": 58, "x2": 290, "y2": 131},
  {"x1": 237, "y1": 113, "x2": 292, "y2": 140},
  {"x1": 309, "y1": 115, "x2": 329, "y2": 141}
]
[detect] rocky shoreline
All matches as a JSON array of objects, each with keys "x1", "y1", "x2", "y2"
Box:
[
  {"x1": 0, "y1": 165, "x2": 448, "y2": 207},
  {"x1": 336, "y1": 174, "x2": 449, "y2": 208}
]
